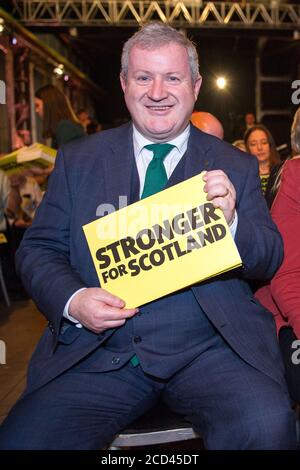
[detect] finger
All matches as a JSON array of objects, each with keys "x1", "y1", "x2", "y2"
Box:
[
  {"x1": 91, "y1": 311, "x2": 137, "y2": 331},
  {"x1": 202, "y1": 170, "x2": 208, "y2": 181},
  {"x1": 85, "y1": 310, "x2": 136, "y2": 332},
  {"x1": 102, "y1": 319, "x2": 128, "y2": 329},
  {"x1": 210, "y1": 196, "x2": 227, "y2": 209},
  {"x1": 210, "y1": 196, "x2": 235, "y2": 214},
  {"x1": 204, "y1": 169, "x2": 226, "y2": 181},
  {"x1": 93, "y1": 288, "x2": 125, "y2": 308},
  {"x1": 206, "y1": 184, "x2": 229, "y2": 200},
  {"x1": 204, "y1": 176, "x2": 230, "y2": 191},
  {"x1": 96, "y1": 306, "x2": 138, "y2": 322}
]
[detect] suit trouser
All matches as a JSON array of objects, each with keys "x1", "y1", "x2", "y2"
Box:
[{"x1": 0, "y1": 333, "x2": 297, "y2": 450}]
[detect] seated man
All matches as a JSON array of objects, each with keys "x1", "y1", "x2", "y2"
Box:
[{"x1": 0, "y1": 22, "x2": 296, "y2": 450}]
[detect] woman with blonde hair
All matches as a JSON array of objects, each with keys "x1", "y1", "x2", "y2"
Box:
[{"x1": 256, "y1": 108, "x2": 300, "y2": 402}]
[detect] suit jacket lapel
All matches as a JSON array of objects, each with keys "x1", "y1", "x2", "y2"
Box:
[
  {"x1": 166, "y1": 125, "x2": 216, "y2": 189},
  {"x1": 102, "y1": 122, "x2": 139, "y2": 209},
  {"x1": 102, "y1": 123, "x2": 218, "y2": 208}
]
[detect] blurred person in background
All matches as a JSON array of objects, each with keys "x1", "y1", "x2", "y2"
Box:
[
  {"x1": 256, "y1": 108, "x2": 300, "y2": 403},
  {"x1": 232, "y1": 139, "x2": 246, "y2": 152},
  {"x1": 191, "y1": 111, "x2": 224, "y2": 139},
  {"x1": 244, "y1": 112, "x2": 256, "y2": 130},
  {"x1": 35, "y1": 85, "x2": 85, "y2": 149},
  {"x1": 0, "y1": 170, "x2": 28, "y2": 300},
  {"x1": 86, "y1": 120, "x2": 102, "y2": 135},
  {"x1": 77, "y1": 109, "x2": 91, "y2": 132},
  {"x1": 244, "y1": 124, "x2": 281, "y2": 196},
  {"x1": 0, "y1": 170, "x2": 21, "y2": 235}
]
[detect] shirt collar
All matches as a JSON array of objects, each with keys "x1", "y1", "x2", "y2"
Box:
[{"x1": 133, "y1": 124, "x2": 190, "y2": 159}]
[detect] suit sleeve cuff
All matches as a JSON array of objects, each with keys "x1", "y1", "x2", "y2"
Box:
[
  {"x1": 63, "y1": 288, "x2": 87, "y2": 328},
  {"x1": 229, "y1": 210, "x2": 238, "y2": 239}
]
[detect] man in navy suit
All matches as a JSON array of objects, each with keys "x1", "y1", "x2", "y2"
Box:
[{"x1": 0, "y1": 23, "x2": 296, "y2": 449}]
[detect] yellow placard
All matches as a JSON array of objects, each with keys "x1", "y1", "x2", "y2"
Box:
[
  {"x1": 83, "y1": 172, "x2": 242, "y2": 308},
  {"x1": 0, "y1": 233, "x2": 8, "y2": 244}
]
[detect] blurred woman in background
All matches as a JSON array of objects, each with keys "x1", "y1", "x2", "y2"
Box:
[
  {"x1": 35, "y1": 85, "x2": 85, "y2": 148},
  {"x1": 244, "y1": 124, "x2": 280, "y2": 196},
  {"x1": 256, "y1": 108, "x2": 300, "y2": 402}
]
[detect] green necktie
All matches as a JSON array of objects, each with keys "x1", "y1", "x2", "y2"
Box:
[
  {"x1": 130, "y1": 143, "x2": 174, "y2": 368},
  {"x1": 141, "y1": 143, "x2": 175, "y2": 199}
]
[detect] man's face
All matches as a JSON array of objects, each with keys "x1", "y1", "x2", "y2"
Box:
[
  {"x1": 245, "y1": 113, "x2": 255, "y2": 126},
  {"x1": 120, "y1": 43, "x2": 201, "y2": 142}
]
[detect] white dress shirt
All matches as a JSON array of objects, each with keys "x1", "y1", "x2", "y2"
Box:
[
  {"x1": 64, "y1": 124, "x2": 238, "y2": 325},
  {"x1": 133, "y1": 125, "x2": 189, "y2": 197}
]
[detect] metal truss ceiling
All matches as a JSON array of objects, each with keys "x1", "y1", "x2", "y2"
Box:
[{"x1": 10, "y1": 1, "x2": 300, "y2": 29}]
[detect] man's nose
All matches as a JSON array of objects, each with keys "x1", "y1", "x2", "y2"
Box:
[{"x1": 147, "y1": 77, "x2": 167, "y2": 100}]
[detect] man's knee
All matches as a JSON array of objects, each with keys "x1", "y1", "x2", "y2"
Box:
[
  {"x1": 241, "y1": 406, "x2": 297, "y2": 450},
  {"x1": 260, "y1": 408, "x2": 296, "y2": 449},
  {"x1": 204, "y1": 397, "x2": 297, "y2": 450}
]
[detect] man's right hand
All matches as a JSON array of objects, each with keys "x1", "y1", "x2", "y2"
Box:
[{"x1": 68, "y1": 288, "x2": 139, "y2": 334}]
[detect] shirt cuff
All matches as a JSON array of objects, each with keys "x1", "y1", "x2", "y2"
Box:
[
  {"x1": 63, "y1": 288, "x2": 87, "y2": 328},
  {"x1": 229, "y1": 210, "x2": 238, "y2": 239}
]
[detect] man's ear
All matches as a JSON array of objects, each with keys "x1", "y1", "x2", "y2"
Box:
[
  {"x1": 194, "y1": 75, "x2": 202, "y2": 101},
  {"x1": 120, "y1": 74, "x2": 126, "y2": 93}
]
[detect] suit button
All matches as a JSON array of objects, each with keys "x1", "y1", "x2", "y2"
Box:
[
  {"x1": 133, "y1": 336, "x2": 142, "y2": 343},
  {"x1": 111, "y1": 357, "x2": 120, "y2": 365}
]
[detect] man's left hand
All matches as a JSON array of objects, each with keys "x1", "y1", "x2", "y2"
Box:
[{"x1": 203, "y1": 170, "x2": 236, "y2": 225}]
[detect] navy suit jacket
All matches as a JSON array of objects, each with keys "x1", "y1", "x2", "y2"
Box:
[{"x1": 16, "y1": 123, "x2": 285, "y2": 393}]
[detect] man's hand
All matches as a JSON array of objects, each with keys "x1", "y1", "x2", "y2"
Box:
[
  {"x1": 69, "y1": 288, "x2": 139, "y2": 334},
  {"x1": 203, "y1": 170, "x2": 236, "y2": 225}
]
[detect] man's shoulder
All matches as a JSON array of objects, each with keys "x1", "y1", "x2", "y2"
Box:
[
  {"x1": 190, "y1": 125, "x2": 255, "y2": 168},
  {"x1": 61, "y1": 121, "x2": 131, "y2": 150},
  {"x1": 58, "y1": 121, "x2": 132, "y2": 161}
]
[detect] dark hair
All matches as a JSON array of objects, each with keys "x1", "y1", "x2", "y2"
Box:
[
  {"x1": 244, "y1": 124, "x2": 280, "y2": 168},
  {"x1": 77, "y1": 108, "x2": 88, "y2": 115},
  {"x1": 86, "y1": 120, "x2": 101, "y2": 135},
  {"x1": 35, "y1": 85, "x2": 79, "y2": 139}
]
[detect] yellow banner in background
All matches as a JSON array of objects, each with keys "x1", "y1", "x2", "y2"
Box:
[
  {"x1": 0, "y1": 143, "x2": 56, "y2": 176},
  {"x1": 0, "y1": 233, "x2": 8, "y2": 244},
  {"x1": 83, "y1": 172, "x2": 242, "y2": 308}
]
